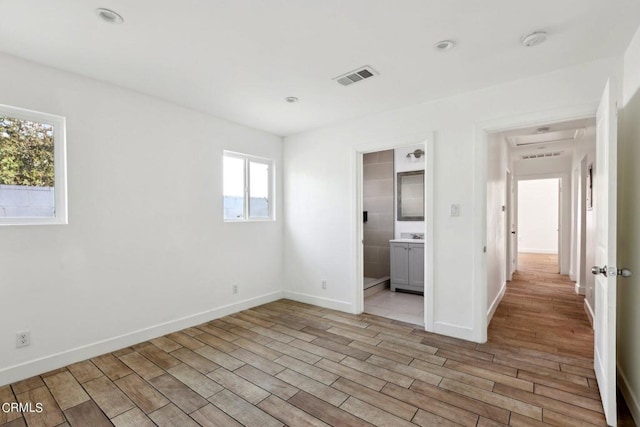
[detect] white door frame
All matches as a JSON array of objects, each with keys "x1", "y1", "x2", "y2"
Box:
[
  {"x1": 578, "y1": 155, "x2": 589, "y2": 297},
  {"x1": 473, "y1": 104, "x2": 596, "y2": 342},
  {"x1": 354, "y1": 133, "x2": 435, "y2": 331},
  {"x1": 505, "y1": 169, "x2": 514, "y2": 281}
]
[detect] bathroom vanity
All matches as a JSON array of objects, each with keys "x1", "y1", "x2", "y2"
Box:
[{"x1": 389, "y1": 239, "x2": 424, "y2": 293}]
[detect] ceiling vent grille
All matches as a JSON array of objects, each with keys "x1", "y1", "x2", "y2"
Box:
[
  {"x1": 521, "y1": 151, "x2": 563, "y2": 160},
  {"x1": 333, "y1": 66, "x2": 378, "y2": 86},
  {"x1": 507, "y1": 129, "x2": 583, "y2": 147}
]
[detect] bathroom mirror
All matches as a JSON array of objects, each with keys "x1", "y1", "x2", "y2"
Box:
[{"x1": 397, "y1": 170, "x2": 424, "y2": 221}]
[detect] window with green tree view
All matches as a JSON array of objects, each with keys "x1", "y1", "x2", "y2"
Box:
[{"x1": 0, "y1": 104, "x2": 67, "y2": 225}]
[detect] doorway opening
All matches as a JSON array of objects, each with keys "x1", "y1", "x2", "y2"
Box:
[
  {"x1": 484, "y1": 116, "x2": 596, "y2": 328},
  {"x1": 362, "y1": 149, "x2": 393, "y2": 296},
  {"x1": 356, "y1": 140, "x2": 432, "y2": 328},
  {"x1": 517, "y1": 177, "x2": 560, "y2": 273}
]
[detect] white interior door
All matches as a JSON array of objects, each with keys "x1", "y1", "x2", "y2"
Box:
[{"x1": 592, "y1": 79, "x2": 618, "y2": 426}]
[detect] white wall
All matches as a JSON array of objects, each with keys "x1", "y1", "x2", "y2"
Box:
[
  {"x1": 517, "y1": 179, "x2": 559, "y2": 254},
  {"x1": 571, "y1": 138, "x2": 596, "y2": 299},
  {"x1": 283, "y1": 56, "x2": 621, "y2": 342},
  {"x1": 394, "y1": 143, "x2": 425, "y2": 238},
  {"x1": 0, "y1": 53, "x2": 284, "y2": 386},
  {"x1": 486, "y1": 134, "x2": 508, "y2": 321},
  {"x1": 618, "y1": 25, "x2": 640, "y2": 425}
]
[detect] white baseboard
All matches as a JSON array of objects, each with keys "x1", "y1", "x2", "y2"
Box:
[
  {"x1": 487, "y1": 282, "x2": 507, "y2": 324},
  {"x1": 433, "y1": 321, "x2": 475, "y2": 342},
  {"x1": 584, "y1": 298, "x2": 595, "y2": 328},
  {"x1": 618, "y1": 367, "x2": 640, "y2": 426},
  {"x1": 0, "y1": 290, "x2": 284, "y2": 387},
  {"x1": 575, "y1": 282, "x2": 586, "y2": 295},
  {"x1": 283, "y1": 290, "x2": 353, "y2": 313},
  {"x1": 518, "y1": 249, "x2": 558, "y2": 254}
]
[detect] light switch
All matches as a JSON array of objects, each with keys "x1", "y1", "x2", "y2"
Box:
[{"x1": 450, "y1": 204, "x2": 460, "y2": 217}]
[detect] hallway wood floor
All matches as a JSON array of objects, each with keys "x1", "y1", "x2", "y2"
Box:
[
  {"x1": 1, "y1": 255, "x2": 609, "y2": 426},
  {"x1": 489, "y1": 253, "x2": 594, "y2": 359}
]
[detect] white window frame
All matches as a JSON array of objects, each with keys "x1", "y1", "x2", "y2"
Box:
[
  {"x1": 223, "y1": 150, "x2": 274, "y2": 222},
  {"x1": 0, "y1": 104, "x2": 68, "y2": 226}
]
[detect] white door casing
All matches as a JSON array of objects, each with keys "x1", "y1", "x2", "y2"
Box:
[
  {"x1": 593, "y1": 78, "x2": 618, "y2": 427},
  {"x1": 506, "y1": 170, "x2": 515, "y2": 281}
]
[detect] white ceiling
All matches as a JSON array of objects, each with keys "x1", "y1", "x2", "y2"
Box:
[
  {"x1": 1, "y1": 1, "x2": 639, "y2": 136},
  {"x1": 499, "y1": 117, "x2": 596, "y2": 160}
]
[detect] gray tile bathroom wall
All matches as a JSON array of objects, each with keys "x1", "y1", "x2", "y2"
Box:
[{"x1": 363, "y1": 150, "x2": 394, "y2": 279}]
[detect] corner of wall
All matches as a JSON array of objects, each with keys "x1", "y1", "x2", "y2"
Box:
[
  {"x1": 487, "y1": 281, "x2": 507, "y2": 324},
  {"x1": 618, "y1": 368, "x2": 640, "y2": 426},
  {"x1": 282, "y1": 290, "x2": 354, "y2": 314}
]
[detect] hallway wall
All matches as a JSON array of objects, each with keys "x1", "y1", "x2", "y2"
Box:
[
  {"x1": 486, "y1": 133, "x2": 509, "y2": 320},
  {"x1": 572, "y1": 139, "x2": 596, "y2": 313}
]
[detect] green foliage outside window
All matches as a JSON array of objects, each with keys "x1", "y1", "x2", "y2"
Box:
[{"x1": 0, "y1": 116, "x2": 55, "y2": 187}]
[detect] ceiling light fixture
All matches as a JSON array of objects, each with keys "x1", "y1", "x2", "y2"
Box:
[
  {"x1": 285, "y1": 96, "x2": 299, "y2": 103},
  {"x1": 434, "y1": 40, "x2": 455, "y2": 51},
  {"x1": 96, "y1": 8, "x2": 124, "y2": 24},
  {"x1": 521, "y1": 31, "x2": 547, "y2": 47}
]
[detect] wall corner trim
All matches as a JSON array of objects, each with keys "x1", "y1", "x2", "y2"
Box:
[
  {"x1": 584, "y1": 299, "x2": 595, "y2": 328},
  {"x1": 283, "y1": 290, "x2": 353, "y2": 313},
  {"x1": 434, "y1": 321, "x2": 476, "y2": 342},
  {"x1": 0, "y1": 290, "x2": 284, "y2": 387},
  {"x1": 487, "y1": 281, "x2": 507, "y2": 324}
]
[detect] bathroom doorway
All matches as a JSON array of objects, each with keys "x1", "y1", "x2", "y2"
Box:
[
  {"x1": 362, "y1": 149, "x2": 394, "y2": 294},
  {"x1": 361, "y1": 144, "x2": 427, "y2": 326}
]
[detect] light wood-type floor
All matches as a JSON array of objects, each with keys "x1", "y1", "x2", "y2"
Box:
[{"x1": 0, "y1": 254, "x2": 613, "y2": 426}]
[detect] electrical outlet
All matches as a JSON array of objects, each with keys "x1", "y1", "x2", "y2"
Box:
[
  {"x1": 321, "y1": 280, "x2": 327, "y2": 290},
  {"x1": 16, "y1": 330, "x2": 30, "y2": 348},
  {"x1": 232, "y1": 285, "x2": 238, "y2": 294}
]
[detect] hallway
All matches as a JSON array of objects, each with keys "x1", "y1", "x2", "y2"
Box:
[
  {"x1": 488, "y1": 253, "x2": 635, "y2": 425},
  {"x1": 488, "y1": 253, "x2": 593, "y2": 358}
]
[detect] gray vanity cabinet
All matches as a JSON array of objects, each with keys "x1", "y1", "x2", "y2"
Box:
[{"x1": 390, "y1": 241, "x2": 424, "y2": 292}]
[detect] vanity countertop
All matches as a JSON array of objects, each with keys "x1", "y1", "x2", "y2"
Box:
[{"x1": 390, "y1": 239, "x2": 425, "y2": 243}]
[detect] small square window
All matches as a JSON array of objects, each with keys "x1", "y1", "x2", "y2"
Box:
[
  {"x1": 0, "y1": 105, "x2": 67, "y2": 225},
  {"x1": 223, "y1": 151, "x2": 274, "y2": 221}
]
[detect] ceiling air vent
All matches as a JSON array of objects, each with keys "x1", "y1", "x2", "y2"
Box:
[
  {"x1": 521, "y1": 151, "x2": 563, "y2": 160},
  {"x1": 333, "y1": 66, "x2": 378, "y2": 86},
  {"x1": 507, "y1": 128, "x2": 584, "y2": 147}
]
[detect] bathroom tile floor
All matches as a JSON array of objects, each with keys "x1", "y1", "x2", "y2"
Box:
[{"x1": 364, "y1": 289, "x2": 424, "y2": 326}]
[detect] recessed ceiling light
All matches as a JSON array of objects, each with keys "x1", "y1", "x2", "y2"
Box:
[
  {"x1": 285, "y1": 97, "x2": 299, "y2": 103},
  {"x1": 521, "y1": 31, "x2": 547, "y2": 47},
  {"x1": 96, "y1": 8, "x2": 124, "y2": 24},
  {"x1": 434, "y1": 40, "x2": 455, "y2": 51}
]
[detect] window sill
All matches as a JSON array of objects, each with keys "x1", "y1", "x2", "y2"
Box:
[{"x1": 0, "y1": 217, "x2": 68, "y2": 226}]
